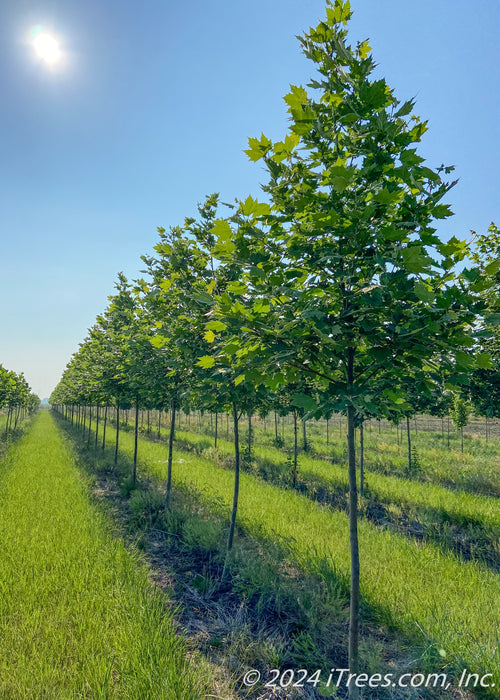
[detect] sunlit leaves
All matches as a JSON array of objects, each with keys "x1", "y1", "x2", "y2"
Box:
[
  {"x1": 357, "y1": 39, "x2": 371, "y2": 60},
  {"x1": 283, "y1": 85, "x2": 309, "y2": 112},
  {"x1": 325, "y1": 0, "x2": 352, "y2": 26},
  {"x1": 211, "y1": 219, "x2": 235, "y2": 257},
  {"x1": 196, "y1": 355, "x2": 215, "y2": 369},
  {"x1": 205, "y1": 320, "x2": 227, "y2": 332},
  {"x1": 240, "y1": 195, "x2": 271, "y2": 218},
  {"x1": 244, "y1": 133, "x2": 273, "y2": 162}
]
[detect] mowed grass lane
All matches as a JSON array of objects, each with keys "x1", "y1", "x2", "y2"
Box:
[
  {"x1": 100, "y1": 422, "x2": 500, "y2": 688},
  {"x1": 174, "y1": 428, "x2": 500, "y2": 536},
  {"x1": 0, "y1": 411, "x2": 210, "y2": 699}
]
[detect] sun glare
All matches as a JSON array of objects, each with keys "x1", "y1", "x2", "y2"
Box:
[{"x1": 33, "y1": 32, "x2": 61, "y2": 63}]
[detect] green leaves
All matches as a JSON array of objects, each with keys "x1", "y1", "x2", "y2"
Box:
[
  {"x1": 400, "y1": 245, "x2": 433, "y2": 273},
  {"x1": 357, "y1": 40, "x2": 371, "y2": 60},
  {"x1": 211, "y1": 220, "x2": 235, "y2": 258},
  {"x1": 325, "y1": 0, "x2": 352, "y2": 26},
  {"x1": 244, "y1": 133, "x2": 273, "y2": 162},
  {"x1": 359, "y1": 79, "x2": 392, "y2": 110},
  {"x1": 414, "y1": 282, "x2": 434, "y2": 303},
  {"x1": 205, "y1": 320, "x2": 227, "y2": 332},
  {"x1": 272, "y1": 134, "x2": 301, "y2": 164},
  {"x1": 476, "y1": 352, "x2": 493, "y2": 370},
  {"x1": 291, "y1": 393, "x2": 317, "y2": 411},
  {"x1": 373, "y1": 187, "x2": 404, "y2": 206},
  {"x1": 284, "y1": 85, "x2": 309, "y2": 112},
  {"x1": 323, "y1": 164, "x2": 357, "y2": 192},
  {"x1": 240, "y1": 195, "x2": 271, "y2": 218},
  {"x1": 432, "y1": 204, "x2": 453, "y2": 219},
  {"x1": 196, "y1": 355, "x2": 215, "y2": 369}
]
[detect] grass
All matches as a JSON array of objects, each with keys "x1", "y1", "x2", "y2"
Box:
[
  {"x1": 88, "y1": 414, "x2": 500, "y2": 694},
  {"x1": 0, "y1": 411, "x2": 211, "y2": 699},
  {"x1": 170, "y1": 427, "x2": 500, "y2": 569},
  {"x1": 174, "y1": 410, "x2": 500, "y2": 496}
]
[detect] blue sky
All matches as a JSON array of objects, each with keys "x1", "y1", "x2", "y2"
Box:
[{"x1": 1, "y1": 0, "x2": 499, "y2": 398}]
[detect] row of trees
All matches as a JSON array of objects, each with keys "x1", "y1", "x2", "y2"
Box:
[
  {"x1": 0, "y1": 364, "x2": 39, "y2": 438},
  {"x1": 51, "y1": 2, "x2": 499, "y2": 694}
]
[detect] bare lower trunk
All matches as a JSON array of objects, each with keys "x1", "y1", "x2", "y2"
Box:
[
  {"x1": 347, "y1": 400, "x2": 360, "y2": 699},
  {"x1": 165, "y1": 399, "x2": 176, "y2": 509},
  {"x1": 359, "y1": 421, "x2": 364, "y2": 496},
  {"x1": 247, "y1": 412, "x2": 252, "y2": 457},
  {"x1": 347, "y1": 348, "x2": 360, "y2": 699},
  {"x1": 227, "y1": 402, "x2": 240, "y2": 554},
  {"x1": 87, "y1": 407, "x2": 92, "y2": 447},
  {"x1": 102, "y1": 406, "x2": 108, "y2": 451},
  {"x1": 133, "y1": 398, "x2": 139, "y2": 485},
  {"x1": 114, "y1": 404, "x2": 120, "y2": 467},
  {"x1": 406, "y1": 416, "x2": 412, "y2": 472},
  {"x1": 94, "y1": 405, "x2": 100, "y2": 450},
  {"x1": 292, "y1": 409, "x2": 298, "y2": 488}
]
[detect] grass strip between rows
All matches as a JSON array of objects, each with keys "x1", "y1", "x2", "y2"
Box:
[
  {"x1": 0, "y1": 411, "x2": 210, "y2": 699},
  {"x1": 175, "y1": 428, "x2": 500, "y2": 534}
]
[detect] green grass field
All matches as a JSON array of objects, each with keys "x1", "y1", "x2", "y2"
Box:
[{"x1": 0, "y1": 411, "x2": 211, "y2": 699}]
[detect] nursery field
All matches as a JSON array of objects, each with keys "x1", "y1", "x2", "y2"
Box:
[{"x1": 51, "y1": 406, "x2": 500, "y2": 699}]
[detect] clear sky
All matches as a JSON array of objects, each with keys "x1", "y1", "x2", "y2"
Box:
[{"x1": 1, "y1": 0, "x2": 499, "y2": 399}]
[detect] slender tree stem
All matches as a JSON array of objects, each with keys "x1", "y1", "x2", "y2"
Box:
[
  {"x1": 346, "y1": 348, "x2": 360, "y2": 699},
  {"x1": 165, "y1": 398, "x2": 176, "y2": 509}
]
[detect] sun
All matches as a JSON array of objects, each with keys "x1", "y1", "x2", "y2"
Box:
[{"x1": 32, "y1": 32, "x2": 61, "y2": 64}]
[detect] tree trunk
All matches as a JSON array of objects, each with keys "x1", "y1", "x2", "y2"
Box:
[
  {"x1": 114, "y1": 404, "x2": 120, "y2": 467},
  {"x1": 215, "y1": 411, "x2": 218, "y2": 448},
  {"x1": 133, "y1": 398, "x2": 139, "y2": 485},
  {"x1": 292, "y1": 409, "x2": 298, "y2": 488},
  {"x1": 247, "y1": 412, "x2": 252, "y2": 457},
  {"x1": 406, "y1": 416, "x2": 412, "y2": 473},
  {"x1": 346, "y1": 349, "x2": 360, "y2": 698},
  {"x1": 165, "y1": 399, "x2": 176, "y2": 509},
  {"x1": 102, "y1": 406, "x2": 108, "y2": 451},
  {"x1": 274, "y1": 411, "x2": 278, "y2": 442},
  {"x1": 461, "y1": 426, "x2": 464, "y2": 454},
  {"x1": 227, "y1": 402, "x2": 240, "y2": 554},
  {"x1": 302, "y1": 418, "x2": 307, "y2": 451},
  {"x1": 359, "y1": 421, "x2": 364, "y2": 496},
  {"x1": 326, "y1": 417, "x2": 329, "y2": 446},
  {"x1": 87, "y1": 406, "x2": 92, "y2": 447},
  {"x1": 94, "y1": 405, "x2": 100, "y2": 450}
]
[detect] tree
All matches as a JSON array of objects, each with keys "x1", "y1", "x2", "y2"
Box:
[
  {"x1": 451, "y1": 394, "x2": 470, "y2": 453},
  {"x1": 467, "y1": 224, "x2": 500, "y2": 435},
  {"x1": 205, "y1": 1, "x2": 487, "y2": 690}
]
